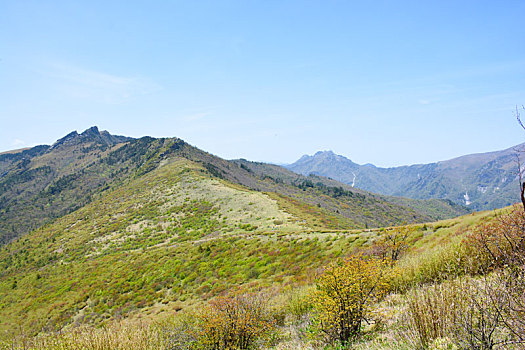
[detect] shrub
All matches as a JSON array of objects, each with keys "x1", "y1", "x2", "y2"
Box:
[
  {"x1": 163, "y1": 292, "x2": 277, "y2": 350},
  {"x1": 404, "y1": 278, "x2": 470, "y2": 348},
  {"x1": 1, "y1": 321, "x2": 166, "y2": 350},
  {"x1": 162, "y1": 312, "x2": 200, "y2": 350},
  {"x1": 465, "y1": 204, "x2": 525, "y2": 274},
  {"x1": 370, "y1": 224, "x2": 413, "y2": 265},
  {"x1": 285, "y1": 286, "x2": 315, "y2": 322},
  {"x1": 463, "y1": 205, "x2": 525, "y2": 346},
  {"x1": 195, "y1": 292, "x2": 277, "y2": 349},
  {"x1": 311, "y1": 256, "x2": 395, "y2": 345}
]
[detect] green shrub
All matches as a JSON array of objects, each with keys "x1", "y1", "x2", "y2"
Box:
[{"x1": 286, "y1": 286, "x2": 315, "y2": 322}]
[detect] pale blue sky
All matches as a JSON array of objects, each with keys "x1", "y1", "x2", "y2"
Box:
[{"x1": 1, "y1": 1, "x2": 525, "y2": 166}]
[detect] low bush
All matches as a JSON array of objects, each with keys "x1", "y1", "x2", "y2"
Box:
[
  {"x1": 165, "y1": 292, "x2": 277, "y2": 350},
  {"x1": 463, "y1": 204, "x2": 525, "y2": 345},
  {"x1": 283, "y1": 285, "x2": 315, "y2": 322},
  {"x1": 465, "y1": 204, "x2": 525, "y2": 274},
  {"x1": 311, "y1": 256, "x2": 396, "y2": 346},
  {"x1": 197, "y1": 293, "x2": 276, "y2": 349},
  {"x1": 370, "y1": 224, "x2": 414, "y2": 265}
]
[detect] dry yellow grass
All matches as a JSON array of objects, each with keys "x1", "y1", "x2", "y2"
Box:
[{"x1": 0, "y1": 321, "x2": 165, "y2": 350}]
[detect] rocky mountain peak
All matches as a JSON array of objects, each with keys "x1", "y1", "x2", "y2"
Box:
[
  {"x1": 49, "y1": 126, "x2": 132, "y2": 150},
  {"x1": 80, "y1": 126, "x2": 100, "y2": 137}
]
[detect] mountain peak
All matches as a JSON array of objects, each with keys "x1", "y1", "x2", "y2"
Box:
[
  {"x1": 80, "y1": 126, "x2": 100, "y2": 136},
  {"x1": 314, "y1": 150, "x2": 335, "y2": 156},
  {"x1": 50, "y1": 126, "x2": 132, "y2": 150},
  {"x1": 311, "y1": 150, "x2": 354, "y2": 164},
  {"x1": 286, "y1": 150, "x2": 360, "y2": 181},
  {"x1": 50, "y1": 131, "x2": 79, "y2": 150}
]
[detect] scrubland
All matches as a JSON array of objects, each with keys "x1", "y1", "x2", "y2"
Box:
[{"x1": 1, "y1": 158, "x2": 523, "y2": 349}]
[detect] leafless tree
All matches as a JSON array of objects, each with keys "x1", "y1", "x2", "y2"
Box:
[{"x1": 515, "y1": 105, "x2": 525, "y2": 211}]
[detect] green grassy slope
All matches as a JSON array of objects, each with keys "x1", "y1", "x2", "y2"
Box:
[
  {"x1": 0, "y1": 154, "x2": 502, "y2": 338},
  {"x1": 229, "y1": 160, "x2": 468, "y2": 225},
  {"x1": 385, "y1": 196, "x2": 470, "y2": 221},
  {"x1": 0, "y1": 156, "x2": 376, "y2": 334},
  {"x1": 0, "y1": 128, "x2": 481, "y2": 337}
]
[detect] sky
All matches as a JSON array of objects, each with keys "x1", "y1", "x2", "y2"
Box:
[{"x1": 1, "y1": 1, "x2": 525, "y2": 167}]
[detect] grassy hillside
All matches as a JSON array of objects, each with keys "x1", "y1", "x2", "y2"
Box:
[
  {"x1": 230, "y1": 159, "x2": 468, "y2": 223},
  {"x1": 0, "y1": 150, "x2": 500, "y2": 336},
  {"x1": 385, "y1": 196, "x2": 470, "y2": 221},
  {"x1": 0, "y1": 128, "x2": 499, "y2": 348},
  {"x1": 0, "y1": 156, "x2": 388, "y2": 335},
  {"x1": 0, "y1": 189, "x2": 510, "y2": 348}
]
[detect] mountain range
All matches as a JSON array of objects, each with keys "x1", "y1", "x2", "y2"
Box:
[
  {"x1": 0, "y1": 127, "x2": 477, "y2": 334},
  {"x1": 0, "y1": 127, "x2": 468, "y2": 248},
  {"x1": 286, "y1": 144, "x2": 523, "y2": 211},
  {"x1": 0, "y1": 126, "x2": 517, "y2": 337}
]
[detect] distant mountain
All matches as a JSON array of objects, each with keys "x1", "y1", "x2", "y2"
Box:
[{"x1": 286, "y1": 145, "x2": 524, "y2": 211}]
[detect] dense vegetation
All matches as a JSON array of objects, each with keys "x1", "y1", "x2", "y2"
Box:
[
  {"x1": 1, "y1": 128, "x2": 523, "y2": 349},
  {"x1": 3, "y1": 204, "x2": 523, "y2": 349}
]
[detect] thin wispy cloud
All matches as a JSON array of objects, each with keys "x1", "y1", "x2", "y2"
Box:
[
  {"x1": 418, "y1": 98, "x2": 442, "y2": 105},
  {"x1": 43, "y1": 62, "x2": 161, "y2": 104}
]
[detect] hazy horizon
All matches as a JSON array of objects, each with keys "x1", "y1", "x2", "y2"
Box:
[
  {"x1": 3, "y1": 124, "x2": 525, "y2": 169},
  {"x1": 2, "y1": 1, "x2": 525, "y2": 167}
]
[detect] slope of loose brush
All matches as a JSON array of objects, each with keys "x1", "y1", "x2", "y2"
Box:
[
  {"x1": 228, "y1": 159, "x2": 465, "y2": 228},
  {"x1": 0, "y1": 156, "x2": 385, "y2": 335},
  {"x1": 0, "y1": 200, "x2": 505, "y2": 348}
]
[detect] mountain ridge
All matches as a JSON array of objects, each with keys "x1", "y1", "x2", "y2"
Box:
[
  {"x1": 286, "y1": 143, "x2": 524, "y2": 210},
  {"x1": 0, "y1": 127, "x2": 468, "y2": 247}
]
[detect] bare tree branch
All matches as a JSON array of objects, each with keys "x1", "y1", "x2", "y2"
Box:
[
  {"x1": 515, "y1": 106, "x2": 525, "y2": 212},
  {"x1": 517, "y1": 105, "x2": 525, "y2": 131}
]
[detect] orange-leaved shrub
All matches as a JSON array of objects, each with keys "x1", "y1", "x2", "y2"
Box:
[
  {"x1": 370, "y1": 224, "x2": 414, "y2": 265},
  {"x1": 465, "y1": 204, "x2": 525, "y2": 274}
]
